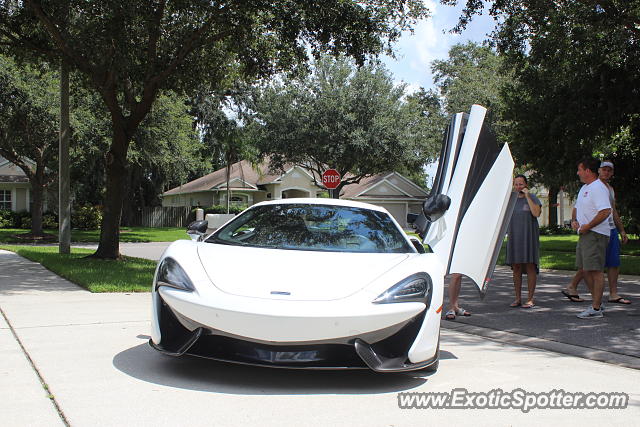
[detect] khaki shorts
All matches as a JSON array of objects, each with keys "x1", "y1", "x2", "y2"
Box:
[{"x1": 576, "y1": 231, "x2": 609, "y2": 271}]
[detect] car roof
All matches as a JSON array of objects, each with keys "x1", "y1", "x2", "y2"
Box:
[{"x1": 251, "y1": 197, "x2": 388, "y2": 213}]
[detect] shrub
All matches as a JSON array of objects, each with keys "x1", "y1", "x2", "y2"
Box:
[
  {"x1": 72, "y1": 205, "x2": 103, "y2": 230},
  {"x1": 14, "y1": 211, "x2": 30, "y2": 228},
  {"x1": 42, "y1": 213, "x2": 58, "y2": 229},
  {"x1": 21, "y1": 216, "x2": 31, "y2": 229},
  {"x1": 539, "y1": 224, "x2": 574, "y2": 235},
  {"x1": 0, "y1": 209, "x2": 13, "y2": 228},
  {"x1": 12, "y1": 211, "x2": 58, "y2": 230}
]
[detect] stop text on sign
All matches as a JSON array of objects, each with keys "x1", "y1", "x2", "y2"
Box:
[{"x1": 322, "y1": 169, "x2": 341, "y2": 189}]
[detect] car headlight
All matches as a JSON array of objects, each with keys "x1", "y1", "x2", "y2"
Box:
[
  {"x1": 155, "y1": 257, "x2": 195, "y2": 291},
  {"x1": 373, "y1": 273, "x2": 432, "y2": 304}
]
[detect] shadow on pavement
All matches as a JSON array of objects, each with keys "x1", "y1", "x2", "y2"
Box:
[{"x1": 112, "y1": 342, "x2": 442, "y2": 394}]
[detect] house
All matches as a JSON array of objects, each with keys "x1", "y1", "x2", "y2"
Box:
[
  {"x1": 0, "y1": 156, "x2": 33, "y2": 212},
  {"x1": 531, "y1": 186, "x2": 575, "y2": 227},
  {"x1": 161, "y1": 161, "x2": 429, "y2": 228},
  {"x1": 340, "y1": 172, "x2": 430, "y2": 228}
]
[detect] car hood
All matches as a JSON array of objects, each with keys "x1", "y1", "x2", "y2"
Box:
[{"x1": 197, "y1": 243, "x2": 409, "y2": 301}]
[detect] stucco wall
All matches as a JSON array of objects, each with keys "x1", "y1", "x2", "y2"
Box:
[
  {"x1": 364, "y1": 182, "x2": 400, "y2": 197},
  {"x1": 387, "y1": 175, "x2": 427, "y2": 197},
  {"x1": 276, "y1": 168, "x2": 318, "y2": 198},
  {"x1": 15, "y1": 187, "x2": 28, "y2": 211},
  {"x1": 0, "y1": 162, "x2": 27, "y2": 176},
  {"x1": 373, "y1": 202, "x2": 408, "y2": 229},
  {"x1": 162, "y1": 192, "x2": 215, "y2": 207}
]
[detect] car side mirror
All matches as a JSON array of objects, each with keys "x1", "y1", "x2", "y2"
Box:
[
  {"x1": 408, "y1": 236, "x2": 426, "y2": 254},
  {"x1": 422, "y1": 194, "x2": 451, "y2": 222},
  {"x1": 187, "y1": 220, "x2": 208, "y2": 241},
  {"x1": 413, "y1": 193, "x2": 452, "y2": 240}
]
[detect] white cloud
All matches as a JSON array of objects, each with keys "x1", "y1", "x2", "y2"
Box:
[{"x1": 382, "y1": 1, "x2": 496, "y2": 92}]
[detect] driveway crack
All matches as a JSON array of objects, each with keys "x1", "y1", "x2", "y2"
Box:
[{"x1": 0, "y1": 305, "x2": 71, "y2": 426}]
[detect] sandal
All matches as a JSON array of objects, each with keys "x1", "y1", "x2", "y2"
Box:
[
  {"x1": 608, "y1": 297, "x2": 631, "y2": 304},
  {"x1": 455, "y1": 307, "x2": 471, "y2": 316},
  {"x1": 510, "y1": 301, "x2": 522, "y2": 307},
  {"x1": 521, "y1": 302, "x2": 535, "y2": 308},
  {"x1": 561, "y1": 290, "x2": 584, "y2": 302},
  {"x1": 445, "y1": 309, "x2": 456, "y2": 320}
]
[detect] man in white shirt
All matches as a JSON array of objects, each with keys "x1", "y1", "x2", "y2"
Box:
[
  {"x1": 572, "y1": 157, "x2": 612, "y2": 318},
  {"x1": 562, "y1": 160, "x2": 631, "y2": 304}
]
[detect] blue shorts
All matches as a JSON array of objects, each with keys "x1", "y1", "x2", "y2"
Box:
[{"x1": 605, "y1": 229, "x2": 620, "y2": 268}]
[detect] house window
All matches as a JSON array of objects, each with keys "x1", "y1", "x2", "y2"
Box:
[
  {"x1": 0, "y1": 190, "x2": 11, "y2": 210},
  {"x1": 230, "y1": 196, "x2": 246, "y2": 206}
]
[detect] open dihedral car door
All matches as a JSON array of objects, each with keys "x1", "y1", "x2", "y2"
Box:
[{"x1": 416, "y1": 105, "x2": 516, "y2": 296}]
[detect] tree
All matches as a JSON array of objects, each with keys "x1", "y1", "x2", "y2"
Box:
[
  {"x1": 443, "y1": 0, "x2": 640, "y2": 226},
  {"x1": 69, "y1": 88, "x2": 205, "y2": 221},
  {"x1": 122, "y1": 92, "x2": 206, "y2": 223},
  {"x1": 249, "y1": 55, "x2": 439, "y2": 196},
  {"x1": 189, "y1": 89, "x2": 258, "y2": 212},
  {"x1": 1, "y1": 0, "x2": 428, "y2": 258},
  {"x1": 0, "y1": 55, "x2": 58, "y2": 236},
  {"x1": 431, "y1": 42, "x2": 510, "y2": 140}
]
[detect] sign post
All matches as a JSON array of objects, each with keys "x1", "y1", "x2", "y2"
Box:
[{"x1": 322, "y1": 169, "x2": 341, "y2": 198}]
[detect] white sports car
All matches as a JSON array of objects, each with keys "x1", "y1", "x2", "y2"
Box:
[{"x1": 150, "y1": 105, "x2": 516, "y2": 372}]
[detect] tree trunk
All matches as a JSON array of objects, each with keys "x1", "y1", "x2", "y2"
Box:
[
  {"x1": 30, "y1": 183, "x2": 44, "y2": 236},
  {"x1": 59, "y1": 58, "x2": 71, "y2": 253},
  {"x1": 332, "y1": 183, "x2": 343, "y2": 199},
  {"x1": 548, "y1": 185, "x2": 559, "y2": 226},
  {"x1": 226, "y1": 163, "x2": 231, "y2": 214},
  {"x1": 93, "y1": 126, "x2": 129, "y2": 259},
  {"x1": 121, "y1": 166, "x2": 140, "y2": 227}
]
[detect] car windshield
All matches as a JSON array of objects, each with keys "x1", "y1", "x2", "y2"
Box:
[{"x1": 208, "y1": 204, "x2": 414, "y2": 253}]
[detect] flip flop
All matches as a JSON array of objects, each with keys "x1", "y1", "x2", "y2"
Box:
[
  {"x1": 561, "y1": 290, "x2": 584, "y2": 302},
  {"x1": 445, "y1": 309, "x2": 456, "y2": 320},
  {"x1": 608, "y1": 297, "x2": 631, "y2": 304},
  {"x1": 510, "y1": 301, "x2": 521, "y2": 307},
  {"x1": 521, "y1": 302, "x2": 535, "y2": 309},
  {"x1": 455, "y1": 307, "x2": 471, "y2": 317}
]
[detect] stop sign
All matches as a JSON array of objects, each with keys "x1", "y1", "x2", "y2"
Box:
[{"x1": 322, "y1": 169, "x2": 341, "y2": 189}]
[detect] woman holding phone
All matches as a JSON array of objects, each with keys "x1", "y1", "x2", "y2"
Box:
[{"x1": 506, "y1": 174, "x2": 542, "y2": 308}]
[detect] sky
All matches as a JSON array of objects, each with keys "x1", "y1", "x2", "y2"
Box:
[
  {"x1": 381, "y1": 1, "x2": 497, "y2": 92},
  {"x1": 379, "y1": 2, "x2": 497, "y2": 185}
]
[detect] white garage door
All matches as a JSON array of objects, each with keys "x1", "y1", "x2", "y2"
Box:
[{"x1": 372, "y1": 203, "x2": 407, "y2": 229}]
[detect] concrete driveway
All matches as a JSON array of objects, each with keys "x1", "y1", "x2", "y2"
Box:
[
  {"x1": 76, "y1": 241, "x2": 640, "y2": 366},
  {"x1": 1, "y1": 249, "x2": 639, "y2": 426}
]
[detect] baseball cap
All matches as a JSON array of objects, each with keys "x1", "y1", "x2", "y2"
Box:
[{"x1": 600, "y1": 161, "x2": 614, "y2": 169}]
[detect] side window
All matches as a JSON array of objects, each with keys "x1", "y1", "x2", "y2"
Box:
[{"x1": 0, "y1": 190, "x2": 11, "y2": 210}]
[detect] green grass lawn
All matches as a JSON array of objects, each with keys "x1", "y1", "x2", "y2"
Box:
[
  {"x1": 409, "y1": 231, "x2": 640, "y2": 275},
  {"x1": 0, "y1": 245, "x2": 155, "y2": 292},
  {"x1": 498, "y1": 235, "x2": 640, "y2": 275},
  {"x1": 1, "y1": 231, "x2": 637, "y2": 295},
  {"x1": 539, "y1": 234, "x2": 640, "y2": 256},
  {"x1": 0, "y1": 227, "x2": 189, "y2": 244}
]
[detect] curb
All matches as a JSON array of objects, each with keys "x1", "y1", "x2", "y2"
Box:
[{"x1": 441, "y1": 321, "x2": 640, "y2": 370}]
